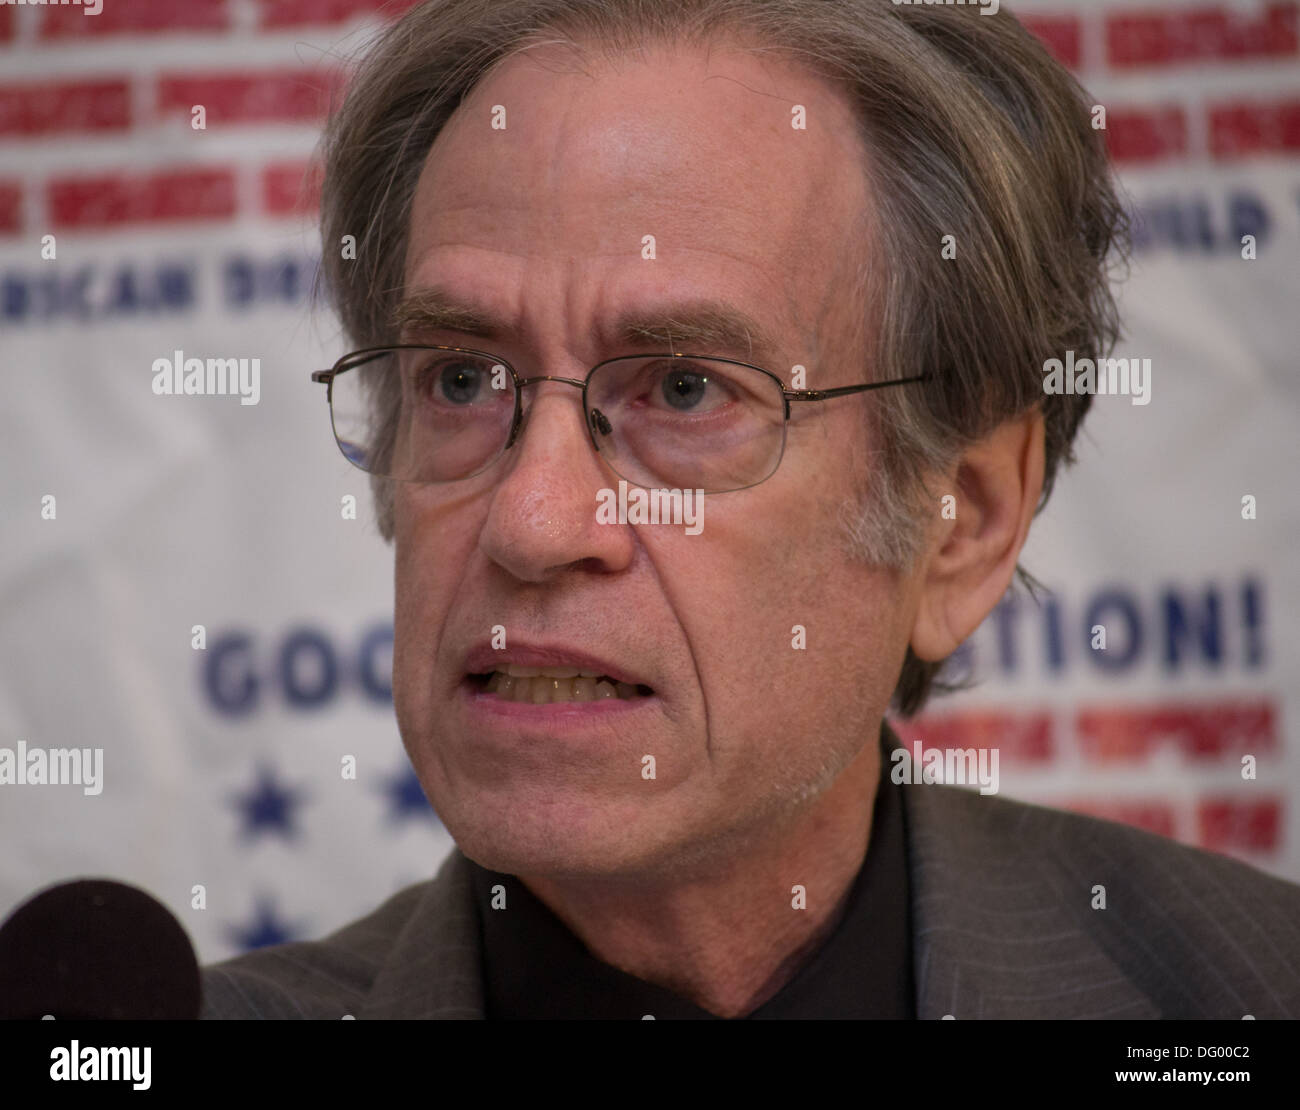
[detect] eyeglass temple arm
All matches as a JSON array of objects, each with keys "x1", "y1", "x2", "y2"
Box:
[
  {"x1": 783, "y1": 373, "x2": 929, "y2": 402},
  {"x1": 313, "y1": 346, "x2": 409, "y2": 387}
]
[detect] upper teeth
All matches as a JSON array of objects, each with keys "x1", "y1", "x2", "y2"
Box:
[
  {"x1": 483, "y1": 668, "x2": 645, "y2": 703},
  {"x1": 496, "y1": 664, "x2": 603, "y2": 679}
]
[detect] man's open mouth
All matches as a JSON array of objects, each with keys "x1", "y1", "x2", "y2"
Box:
[{"x1": 469, "y1": 664, "x2": 654, "y2": 704}]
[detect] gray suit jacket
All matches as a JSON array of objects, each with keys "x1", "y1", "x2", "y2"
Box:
[{"x1": 202, "y1": 728, "x2": 1300, "y2": 1019}]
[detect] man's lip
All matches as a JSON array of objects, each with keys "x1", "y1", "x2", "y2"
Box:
[{"x1": 460, "y1": 643, "x2": 652, "y2": 690}]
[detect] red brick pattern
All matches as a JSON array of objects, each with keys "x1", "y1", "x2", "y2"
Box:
[
  {"x1": 0, "y1": 5, "x2": 1293, "y2": 221},
  {"x1": 259, "y1": 0, "x2": 420, "y2": 29},
  {"x1": 894, "y1": 698, "x2": 1283, "y2": 855},
  {"x1": 47, "y1": 168, "x2": 238, "y2": 229},
  {"x1": 262, "y1": 160, "x2": 322, "y2": 216},
  {"x1": 1107, "y1": 3, "x2": 1298, "y2": 67},
  {"x1": 1105, "y1": 105, "x2": 1189, "y2": 163},
  {"x1": 1021, "y1": 14, "x2": 1084, "y2": 69},
  {"x1": 0, "y1": 180, "x2": 22, "y2": 233},
  {"x1": 0, "y1": 79, "x2": 131, "y2": 137},
  {"x1": 156, "y1": 70, "x2": 343, "y2": 125},
  {"x1": 1210, "y1": 97, "x2": 1300, "y2": 157},
  {"x1": 41, "y1": 0, "x2": 229, "y2": 38}
]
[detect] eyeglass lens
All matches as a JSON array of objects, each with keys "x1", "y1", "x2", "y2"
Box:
[{"x1": 329, "y1": 349, "x2": 788, "y2": 492}]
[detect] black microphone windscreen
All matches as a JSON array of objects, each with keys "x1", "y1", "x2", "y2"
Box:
[{"x1": 0, "y1": 878, "x2": 201, "y2": 1019}]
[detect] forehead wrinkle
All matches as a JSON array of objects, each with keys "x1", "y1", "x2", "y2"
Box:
[
  {"x1": 389, "y1": 281, "x2": 793, "y2": 368},
  {"x1": 613, "y1": 302, "x2": 781, "y2": 364}
]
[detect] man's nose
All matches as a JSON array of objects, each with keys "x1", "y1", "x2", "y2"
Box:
[{"x1": 478, "y1": 381, "x2": 636, "y2": 582}]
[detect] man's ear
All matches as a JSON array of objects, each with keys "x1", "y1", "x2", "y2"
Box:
[{"x1": 910, "y1": 407, "x2": 1046, "y2": 662}]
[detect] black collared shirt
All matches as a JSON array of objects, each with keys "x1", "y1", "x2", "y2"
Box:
[{"x1": 468, "y1": 728, "x2": 914, "y2": 1018}]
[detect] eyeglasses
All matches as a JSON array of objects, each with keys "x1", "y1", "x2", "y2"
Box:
[{"x1": 311, "y1": 345, "x2": 929, "y2": 494}]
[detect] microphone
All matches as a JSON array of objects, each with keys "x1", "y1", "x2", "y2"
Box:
[{"x1": 0, "y1": 878, "x2": 201, "y2": 1019}]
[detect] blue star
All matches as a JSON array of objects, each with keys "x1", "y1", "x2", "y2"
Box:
[
  {"x1": 380, "y1": 763, "x2": 440, "y2": 826},
  {"x1": 227, "y1": 895, "x2": 306, "y2": 952},
  {"x1": 231, "y1": 763, "x2": 307, "y2": 843}
]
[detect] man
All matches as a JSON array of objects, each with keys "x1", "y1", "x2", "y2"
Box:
[{"x1": 202, "y1": 0, "x2": 1300, "y2": 1018}]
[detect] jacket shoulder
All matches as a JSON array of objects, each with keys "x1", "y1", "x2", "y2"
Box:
[
  {"x1": 943, "y1": 784, "x2": 1300, "y2": 908},
  {"x1": 200, "y1": 880, "x2": 431, "y2": 1019},
  {"x1": 916, "y1": 783, "x2": 1300, "y2": 1016}
]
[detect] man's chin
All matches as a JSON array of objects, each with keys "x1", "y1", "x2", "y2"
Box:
[
  {"x1": 435, "y1": 795, "x2": 688, "y2": 881},
  {"x1": 456, "y1": 835, "x2": 649, "y2": 882}
]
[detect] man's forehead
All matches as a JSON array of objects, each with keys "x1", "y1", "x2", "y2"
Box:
[
  {"x1": 413, "y1": 35, "x2": 869, "y2": 222},
  {"x1": 402, "y1": 36, "x2": 871, "y2": 371}
]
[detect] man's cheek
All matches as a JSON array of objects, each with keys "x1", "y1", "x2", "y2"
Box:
[{"x1": 393, "y1": 593, "x2": 439, "y2": 685}]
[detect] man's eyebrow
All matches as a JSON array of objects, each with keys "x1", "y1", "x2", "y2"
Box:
[
  {"x1": 391, "y1": 287, "x2": 786, "y2": 365},
  {"x1": 390, "y1": 288, "x2": 506, "y2": 341},
  {"x1": 614, "y1": 302, "x2": 783, "y2": 364}
]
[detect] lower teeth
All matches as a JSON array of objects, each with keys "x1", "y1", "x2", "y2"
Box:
[{"x1": 482, "y1": 674, "x2": 646, "y2": 703}]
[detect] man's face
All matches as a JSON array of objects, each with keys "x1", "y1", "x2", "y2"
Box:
[{"x1": 393, "y1": 39, "x2": 923, "y2": 880}]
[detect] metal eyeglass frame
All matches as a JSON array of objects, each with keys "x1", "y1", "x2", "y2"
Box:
[{"x1": 312, "y1": 344, "x2": 931, "y2": 492}]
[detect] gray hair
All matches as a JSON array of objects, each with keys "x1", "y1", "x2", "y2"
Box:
[{"x1": 316, "y1": 0, "x2": 1128, "y2": 716}]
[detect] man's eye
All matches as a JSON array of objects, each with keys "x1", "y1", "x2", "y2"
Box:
[
  {"x1": 419, "y1": 361, "x2": 485, "y2": 405},
  {"x1": 658, "y1": 370, "x2": 712, "y2": 411}
]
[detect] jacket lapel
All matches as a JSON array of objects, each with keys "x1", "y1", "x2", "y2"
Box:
[
  {"x1": 361, "y1": 848, "x2": 486, "y2": 1018},
  {"x1": 887, "y1": 721, "x2": 1158, "y2": 1018}
]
